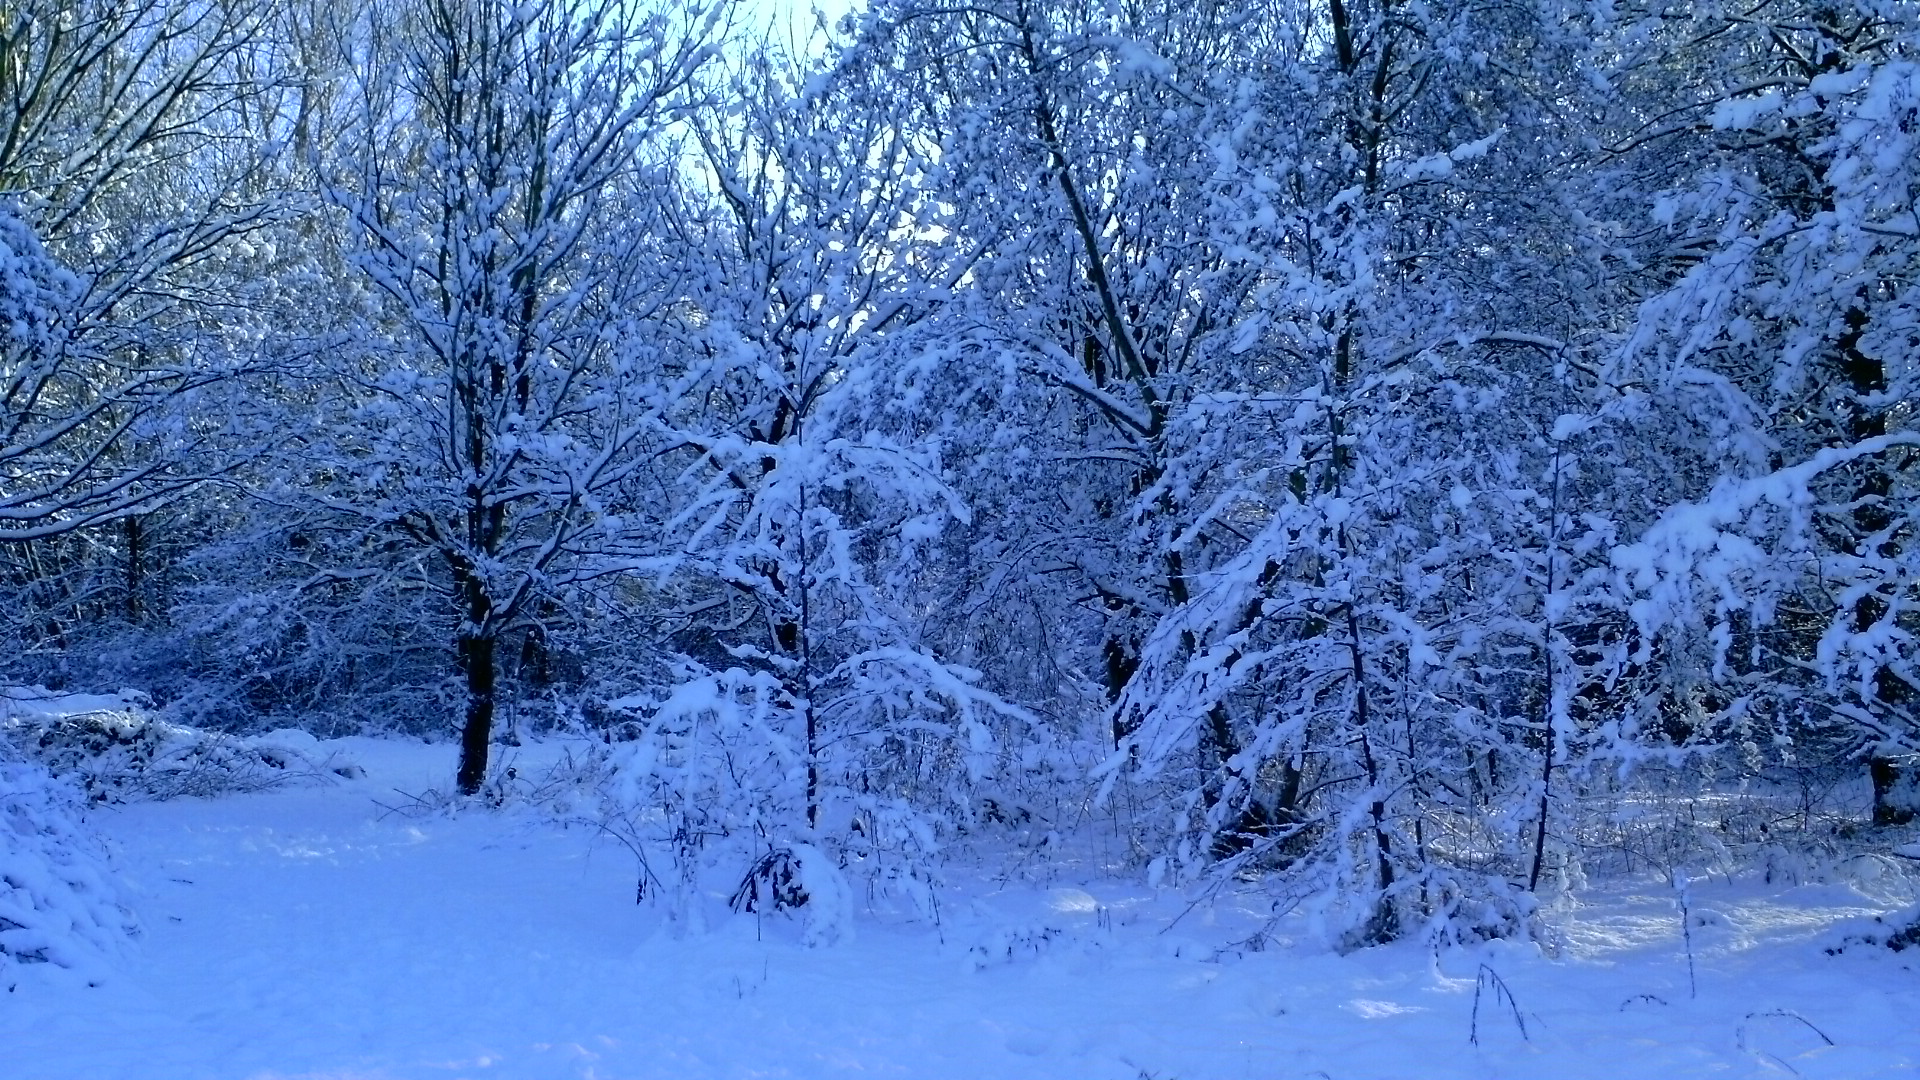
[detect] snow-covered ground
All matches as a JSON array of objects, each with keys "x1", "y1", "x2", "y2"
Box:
[{"x1": 7, "y1": 736, "x2": 1920, "y2": 1080}]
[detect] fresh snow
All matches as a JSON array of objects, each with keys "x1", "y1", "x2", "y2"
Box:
[
  {"x1": 1, "y1": 686, "x2": 151, "y2": 723},
  {"x1": 5, "y1": 737, "x2": 1920, "y2": 1080}
]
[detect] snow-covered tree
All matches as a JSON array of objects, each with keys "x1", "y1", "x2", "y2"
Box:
[
  {"x1": 603, "y1": 33, "x2": 1030, "y2": 898},
  {"x1": 1601, "y1": 0, "x2": 1920, "y2": 824},
  {"x1": 0, "y1": 0, "x2": 289, "y2": 540},
  {"x1": 857, "y1": 0, "x2": 1625, "y2": 943},
  {"x1": 312, "y1": 0, "x2": 719, "y2": 791}
]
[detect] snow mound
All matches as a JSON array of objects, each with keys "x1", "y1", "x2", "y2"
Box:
[
  {"x1": 1, "y1": 687, "x2": 362, "y2": 803},
  {"x1": 0, "y1": 738, "x2": 136, "y2": 990}
]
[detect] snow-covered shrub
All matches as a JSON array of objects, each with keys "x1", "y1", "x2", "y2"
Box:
[
  {"x1": 582, "y1": 658, "x2": 1007, "y2": 939},
  {"x1": 1828, "y1": 902, "x2": 1920, "y2": 957},
  {"x1": 1412, "y1": 869, "x2": 1540, "y2": 948},
  {"x1": 0, "y1": 737, "x2": 136, "y2": 989},
  {"x1": 3, "y1": 687, "x2": 356, "y2": 803},
  {"x1": 729, "y1": 842, "x2": 855, "y2": 946},
  {"x1": 588, "y1": 667, "x2": 839, "y2": 934}
]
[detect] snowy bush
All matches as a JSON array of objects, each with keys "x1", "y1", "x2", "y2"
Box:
[
  {"x1": 1828, "y1": 901, "x2": 1920, "y2": 957},
  {"x1": 578, "y1": 660, "x2": 996, "y2": 939},
  {"x1": 0, "y1": 737, "x2": 136, "y2": 990},
  {"x1": 730, "y1": 842, "x2": 856, "y2": 946},
  {"x1": 3, "y1": 687, "x2": 358, "y2": 803}
]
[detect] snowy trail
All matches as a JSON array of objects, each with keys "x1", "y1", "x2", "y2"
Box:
[{"x1": 7, "y1": 740, "x2": 1920, "y2": 1080}]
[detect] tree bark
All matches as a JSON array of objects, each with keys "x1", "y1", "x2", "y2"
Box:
[
  {"x1": 124, "y1": 515, "x2": 143, "y2": 623},
  {"x1": 456, "y1": 628, "x2": 496, "y2": 795},
  {"x1": 454, "y1": 552, "x2": 496, "y2": 795}
]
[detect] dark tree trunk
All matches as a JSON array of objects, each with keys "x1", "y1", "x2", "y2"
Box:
[
  {"x1": 456, "y1": 629, "x2": 496, "y2": 795},
  {"x1": 453, "y1": 551, "x2": 497, "y2": 796},
  {"x1": 124, "y1": 515, "x2": 143, "y2": 622},
  {"x1": 1872, "y1": 752, "x2": 1916, "y2": 827},
  {"x1": 1104, "y1": 632, "x2": 1138, "y2": 746},
  {"x1": 1834, "y1": 302, "x2": 1912, "y2": 826}
]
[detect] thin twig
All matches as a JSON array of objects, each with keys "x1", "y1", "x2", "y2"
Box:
[{"x1": 1470, "y1": 963, "x2": 1529, "y2": 1045}]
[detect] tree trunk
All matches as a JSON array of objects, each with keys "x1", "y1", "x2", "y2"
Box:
[
  {"x1": 124, "y1": 515, "x2": 143, "y2": 622},
  {"x1": 1872, "y1": 752, "x2": 1916, "y2": 827},
  {"x1": 454, "y1": 555, "x2": 497, "y2": 795},
  {"x1": 1350, "y1": 603, "x2": 1398, "y2": 945},
  {"x1": 1834, "y1": 301, "x2": 1912, "y2": 826},
  {"x1": 456, "y1": 629, "x2": 496, "y2": 795}
]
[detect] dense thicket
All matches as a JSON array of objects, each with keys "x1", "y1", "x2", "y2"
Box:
[{"x1": 2, "y1": 0, "x2": 1915, "y2": 946}]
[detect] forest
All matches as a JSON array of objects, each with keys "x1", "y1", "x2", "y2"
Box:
[{"x1": 2, "y1": 0, "x2": 1919, "y2": 1020}]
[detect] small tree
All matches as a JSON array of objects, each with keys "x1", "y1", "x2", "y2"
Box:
[
  {"x1": 319, "y1": 0, "x2": 718, "y2": 791},
  {"x1": 635, "y1": 34, "x2": 1029, "y2": 861}
]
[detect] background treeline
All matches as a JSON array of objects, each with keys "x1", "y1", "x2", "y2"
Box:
[{"x1": 2, "y1": 0, "x2": 1916, "y2": 946}]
